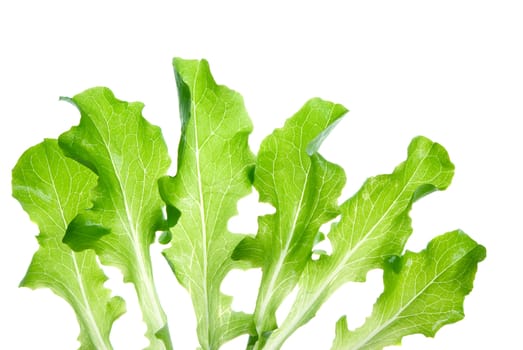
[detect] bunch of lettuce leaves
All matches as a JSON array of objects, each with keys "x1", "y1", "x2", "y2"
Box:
[{"x1": 12, "y1": 58, "x2": 485, "y2": 350}]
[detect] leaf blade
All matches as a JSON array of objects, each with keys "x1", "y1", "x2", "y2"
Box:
[
  {"x1": 263, "y1": 136, "x2": 455, "y2": 349},
  {"x1": 13, "y1": 139, "x2": 125, "y2": 350},
  {"x1": 159, "y1": 58, "x2": 255, "y2": 349},
  {"x1": 58, "y1": 88, "x2": 172, "y2": 349},
  {"x1": 234, "y1": 98, "x2": 347, "y2": 341},
  {"x1": 333, "y1": 230, "x2": 486, "y2": 350}
]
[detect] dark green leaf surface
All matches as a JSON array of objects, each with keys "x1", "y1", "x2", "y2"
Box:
[
  {"x1": 13, "y1": 139, "x2": 124, "y2": 350},
  {"x1": 159, "y1": 58, "x2": 255, "y2": 350},
  {"x1": 58, "y1": 88, "x2": 172, "y2": 349}
]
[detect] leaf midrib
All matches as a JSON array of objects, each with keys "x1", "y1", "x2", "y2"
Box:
[
  {"x1": 192, "y1": 61, "x2": 212, "y2": 346},
  {"x1": 255, "y1": 106, "x2": 334, "y2": 331},
  {"x1": 87, "y1": 102, "x2": 164, "y2": 329},
  {"x1": 44, "y1": 151, "x2": 109, "y2": 350},
  {"x1": 256, "y1": 162, "x2": 311, "y2": 329}
]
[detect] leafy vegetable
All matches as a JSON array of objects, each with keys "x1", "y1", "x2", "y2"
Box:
[
  {"x1": 333, "y1": 230, "x2": 486, "y2": 350},
  {"x1": 233, "y1": 98, "x2": 347, "y2": 345},
  {"x1": 12, "y1": 139, "x2": 125, "y2": 350},
  {"x1": 13, "y1": 58, "x2": 485, "y2": 350},
  {"x1": 58, "y1": 88, "x2": 172, "y2": 349},
  {"x1": 258, "y1": 135, "x2": 457, "y2": 349},
  {"x1": 159, "y1": 59, "x2": 255, "y2": 349}
]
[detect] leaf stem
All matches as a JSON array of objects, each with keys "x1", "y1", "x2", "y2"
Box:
[{"x1": 133, "y1": 248, "x2": 172, "y2": 350}]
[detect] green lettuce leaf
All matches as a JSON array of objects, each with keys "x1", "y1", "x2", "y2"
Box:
[
  {"x1": 262, "y1": 136, "x2": 455, "y2": 349},
  {"x1": 158, "y1": 58, "x2": 256, "y2": 349},
  {"x1": 12, "y1": 139, "x2": 125, "y2": 350},
  {"x1": 233, "y1": 98, "x2": 347, "y2": 343},
  {"x1": 58, "y1": 88, "x2": 172, "y2": 349},
  {"x1": 12, "y1": 57, "x2": 485, "y2": 350},
  {"x1": 333, "y1": 230, "x2": 486, "y2": 350}
]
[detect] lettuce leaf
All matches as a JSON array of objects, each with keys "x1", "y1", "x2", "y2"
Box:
[
  {"x1": 233, "y1": 98, "x2": 347, "y2": 343},
  {"x1": 257, "y1": 136, "x2": 456, "y2": 349},
  {"x1": 332, "y1": 230, "x2": 486, "y2": 349},
  {"x1": 12, "y1": 57, "x2": 485, "y2": 350},
  {"x1": 158, "y1": 58, "x2": 255, "y2": 349},
  {"x1": 58, "y1": 88, "x2": 172, "y2": 349},
  {"x1": 12, "y1": 139, "x2": 125, "y2": 350}
]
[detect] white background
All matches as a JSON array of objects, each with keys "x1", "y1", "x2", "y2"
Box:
[{"x1": 1, "y1": 1, "x2": 522, "y2": 349}]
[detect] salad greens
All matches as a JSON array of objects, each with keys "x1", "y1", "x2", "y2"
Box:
[
  {"x1": 12, "y1": 58, "x2": 485, "y2": 350},
  {"x1": 58, "y1": 88, "x2": 173, "y2": 349},
  {"x1": 257, "y1": 135, "x2": 456, "y2": 349},
  {"x1": 159, "y1": 59, "x2": 255, "y2": 349},
  {"x1": 12, "y1": 140, "x2": 125, "y2": 350},
  {"x1": 232, "y1": 98, "x2": 348, "y2": 346},
  {"x1": 333, "y1": 230, "x2": 485, "y2": 350}
]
